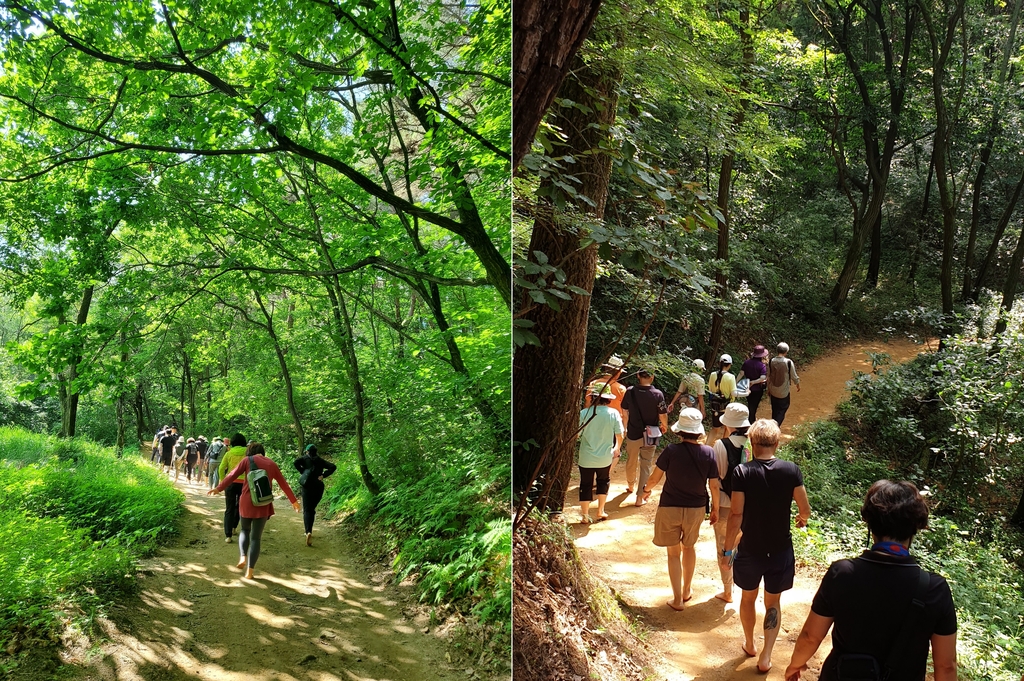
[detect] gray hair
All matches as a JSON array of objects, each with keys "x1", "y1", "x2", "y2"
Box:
[{"x1": 776, "y1": 342, "x2": 789, "y2": 354}]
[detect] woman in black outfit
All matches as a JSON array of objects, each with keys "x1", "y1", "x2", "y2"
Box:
[{"x1": 294, "y1": 444, "x2": 336, "y2": 546}]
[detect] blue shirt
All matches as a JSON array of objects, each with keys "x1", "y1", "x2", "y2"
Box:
[{"x1": 577, "y1": 405, "x2": 624, "y2": 468}]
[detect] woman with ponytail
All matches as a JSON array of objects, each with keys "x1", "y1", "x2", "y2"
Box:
[{"x1": 294, "y1": 444, "x2": 337, "y2": 546}]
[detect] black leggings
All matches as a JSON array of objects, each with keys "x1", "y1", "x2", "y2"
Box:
[
  {"x1": 770, "y1": 394, "x2": 792, "y2": 426},
  {"x1": 224, "y1": 483, "x2": 243, "y2": 537},
  {"x1": 185, "y1": 455, "x2": 198, "y2": 480},
  {"x1": 239, "y1": 517, "x2": 269, "y2": 569},
  {"x1": 578, "y1": 465, "x2": 611, "y2": 502},
  {"x1": 747, "y1": 390, "x2": 765, "y2": 421},
  {"x1": 301, "y1": 483, "x2": 324, "y2": 534}
]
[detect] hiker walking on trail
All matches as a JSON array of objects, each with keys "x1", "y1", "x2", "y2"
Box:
[
  {"x1": 294, "y1": 443, "x2": 337, "y2": 546},
  {"x1": 622, "y1": 368, "x2": 668, "y2": 504},
  {"x1": 712, "y1": 403, "x2": 750, "y2": 604},
  {"x1": 785, "y1": 480, "x2": 957, "y2": 681},
  {"x1": 172, "y1": 435, "x2": 186, "y2": 482},
  {"x1": 209, "y1": 442, "x2": 300, "y2": 580},
  {"x1": 574, "y1": 386, "x2": 624, "y2": 525},
  {"x1": 206, "y1": 436, "x2": 226, "y2": 489},
  {"x1": 668, "y1": 358, "x2": 706, "y2": 419},
  {"x1": 217, "y1": 434, "x2": 248, "y2": 542},
  {"x1": 737, "y1": 346, "x2": 769, "y2": 420},
  {"x1": 719, "y1": 418, "x2": 811, "y2": 674},
  {"x1": 707, "y1": 354, "x2": 737, "y2": 445},
  {"x1": 588, "y1": 354, "x2": 629, "y2": 428},
  {"x1": 640, "y1": 408, "x2": 719, "y2": 610},
  {"x1": 767, "y1": 343, "x2": 800, "y2": 427},
  {"x1": 195, "y1": 436, "x2": 209, "y2": 483},
  {"x1": 184, "y1": 437, "x2": 200, "y2": 483},
  {"x1": 158, "y1": 427, "x2": 177, "y2": 475},
  {"x1": 151, "y1": 427, "x2": 164, "y2": 464}
]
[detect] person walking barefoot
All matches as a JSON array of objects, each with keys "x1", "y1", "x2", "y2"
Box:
[
  {"x1": 209, "y1": 441, "x2": 300, "y2": 580},
  {"x1": 719, "y1": 419, "x2": 811, "y2": 673}
]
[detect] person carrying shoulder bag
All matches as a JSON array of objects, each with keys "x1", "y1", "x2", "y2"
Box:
[{"x1": 785, "y1": 480, "x2": 957, "y2": 680}]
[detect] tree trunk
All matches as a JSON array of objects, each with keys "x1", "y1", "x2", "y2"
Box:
[
  {"x1": 963, "y1": 0, "x2": 1020, "y2": 301},
  {"x1": 251, "y1": 286, "x2": 306, "y2": 453},
  {"x1": 512, "y1": 0, "x2": 603, "y2": 171},
  {"x1": 513, "y1": 42, "x2": 623, "y2": 514},
  {"x1": 707, "y1": 2, "x2": 752, "y2": 365},
  {"x1": 993, "y1": 215, "x2": 1024, "y2": 335},
  {"x1": 972, "y1": 166, "x2": 1024, "y2": 300},
  {"x1": 825, "y1": 0, "x2": 916, "y2": 312},
  {"x1": 1011, "y1": 480, "x2": 1024, "y2": 527},
  {"x1": 59, "y1": 286, "x2": 94, "y2": 438},
  {"x1": 919, "y1": 0, "x2": 967, "y2": 319},
  {"x1": 115, "y1": 329, "x2": 127, "y2": 457},
  {"x1": 866, "y1": 210, "x2": 882, "y2": 289}
]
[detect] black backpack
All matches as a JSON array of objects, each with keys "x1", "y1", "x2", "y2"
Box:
[{"x1": 720, "y1": 437, "x2": 746, "y2": 497}]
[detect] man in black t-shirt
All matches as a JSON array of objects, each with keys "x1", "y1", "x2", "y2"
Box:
[
  {"x1": 622, "y1": 368, "x2": 668, "y2": 505},
  {"x1": 158, "y1": 427, "x2": 178, "y2": 474},
  {"x1": 720, "y1": 419, "x2": 811, "y2": 674}
]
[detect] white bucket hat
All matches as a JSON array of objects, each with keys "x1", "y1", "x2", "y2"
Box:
[
  {"x1": 721, "y1": 403, "x2": 750, "y2": 429},
  {"x1": 671, "y1": 408, "x2": 705, "y2": 435},
  {"x1": 603, "y1": 354, "x2": 625, "y2": 369}
]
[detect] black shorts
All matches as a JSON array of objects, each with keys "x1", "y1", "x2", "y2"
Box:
[
  {"x1": 733, "y1": 544, "x2": 795, "y2": 594},
  {"x1": 161, "y1": 450, "x2": 173, "y2": 466}
]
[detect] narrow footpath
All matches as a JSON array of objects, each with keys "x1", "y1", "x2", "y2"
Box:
[
  {"x1": 49, "y1": 474, "x2": 462, "y2": 681},
  {"x1": 571, "y1": 338, "x2": 935, "y2": 680}
]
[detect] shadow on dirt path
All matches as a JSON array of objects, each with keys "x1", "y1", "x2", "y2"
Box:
[
  {"x1": 35, "y1": 473, "x2": 462, "y2": 681},
  {"x1": 571, "y1": 338, "x2": 935, "y2": 680}
]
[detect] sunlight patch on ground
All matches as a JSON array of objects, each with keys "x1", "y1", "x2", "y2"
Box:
[{"x1": 243, "y1": 603, "x2": 303, "y2": 629}]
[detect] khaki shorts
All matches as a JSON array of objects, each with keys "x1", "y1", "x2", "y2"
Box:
[{"x1": 653, "y1": 505, "x2": 706, "y2": 548}]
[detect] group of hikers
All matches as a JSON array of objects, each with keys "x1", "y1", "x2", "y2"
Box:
[
  {"x1": 577, "y1": 348, "x2": 959, "y2": 680},
  {"x1": 149, "y1": 425, "x2": 336, "y2": 578}
]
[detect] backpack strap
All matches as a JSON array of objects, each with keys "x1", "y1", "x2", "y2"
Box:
[{"x1": 881, "y1": 567, "x2": 931, "y2": 680}]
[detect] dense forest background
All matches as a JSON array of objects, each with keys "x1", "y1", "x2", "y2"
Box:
[
  {"x1": 0, "y1": 0, "x2": 511, "y2": 667},
  {"x1": 513, "y1": 0, "x2": 1024, "y2": 678}
]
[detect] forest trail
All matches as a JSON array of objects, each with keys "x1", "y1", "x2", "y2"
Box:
[
  {"x1": 571, "y1": 338, "x2": 936, "y2": 680},
  {"x1": 51, "y1": 476, "x2": 461, "y2": 681}
]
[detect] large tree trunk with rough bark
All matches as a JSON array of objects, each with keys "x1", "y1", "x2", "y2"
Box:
[
  {"x1": 512, "y1": 0, "x2": 603, "y2": 171},
  {"x1": 513, "y1": 46, "x2": 622, "y2": 515}
]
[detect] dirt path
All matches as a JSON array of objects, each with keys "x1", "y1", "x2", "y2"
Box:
[
  {"x1": 47, "y1": 475, "x2": 462, "y2": 681},
  {"x1": 571, "y1": 338, "x2": 935, "y2": 680}
]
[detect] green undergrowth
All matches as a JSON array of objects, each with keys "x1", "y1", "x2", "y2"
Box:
[
  {"x1": 786, "y1": 419, "x2": 1024, "y2": 681},
  {"x1": 0, "y1": 426, "x2": 184, "y2": 653},
  {"x1": 320, "y1": 435, "x2": 511, "y2": 643}
]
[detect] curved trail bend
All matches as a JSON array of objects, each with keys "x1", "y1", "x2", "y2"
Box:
[
  {"x1": 45, "y1": 476, "x2": 461, "y2": 681},
  {"x1": 572, "y1": 338, "x2": 936, "y2": 680}
]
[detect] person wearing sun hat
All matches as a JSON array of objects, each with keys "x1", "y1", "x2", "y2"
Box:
[
  {"x1": 712, "y1": 402, "x2": 751, "y2": 603},
  {"x1": 640, "y1": 407, "x2": 720, "y2": 611},
  {"x1": 668, "y1": 358, "x2": 707, "y2": 418},
  {"x1": 576, "y1": 384, "x2": 625, "y2": 524},
  {"x1": 737, "y1": 346, "x2": 770, "y2": 420},
  {"x1": 588, "y1": 354, "x2": 629, "y2": 428}
]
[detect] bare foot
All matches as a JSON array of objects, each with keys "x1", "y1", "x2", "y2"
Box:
[
  {"x1": 742, "y1": 643, "x2": 756, "y2": 657},
  {"x1": 757, "y1": 661, "x2": 772, "y2": 674},
  {"x1": 244, "y1": 569, "x2": 255, "y2": 580},
  {"x1": 714, "y1": 591, "x2": 733, "y2": 603},
  {"x1": 666, "y1": 600, "x2": 686, "y2": 611},
  {"x1": 305, "y1": 533, "x2": 312, "y2": 546},
  {"x1": 236, "y1": 557, "x2": 247, "y2": 569}
]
